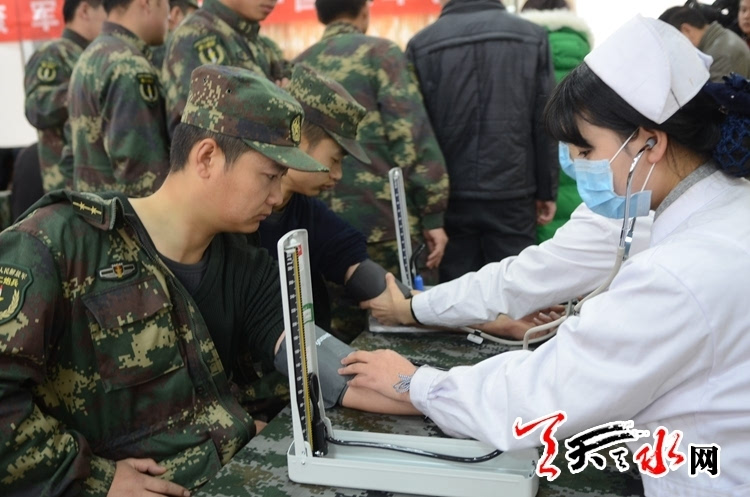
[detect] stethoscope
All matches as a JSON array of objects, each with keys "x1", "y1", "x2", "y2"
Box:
[{"x1": 464, "y1": 137, "x2": 657, "y2": 350}]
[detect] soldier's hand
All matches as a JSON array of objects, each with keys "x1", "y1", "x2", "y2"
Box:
[
  {"x1": 109, "y1": 458, "x2": 190, "y2": 497},
  {"x1": 422, "y1": 227, "x2": 448, "y2": 268},
  {"x1": 474, "y1": 305, "x2": 565, "y2": 340},
  {"x1": 360, "y1": 273, "x2": 414, "y2": 326}
]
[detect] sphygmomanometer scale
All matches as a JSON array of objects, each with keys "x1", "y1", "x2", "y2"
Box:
[
  {"x1": 278, "y1": 229, "x2": 540, "y2": 497},
  {"x1": 390, "y1": 168, "x2": 415, "y2": 289}
]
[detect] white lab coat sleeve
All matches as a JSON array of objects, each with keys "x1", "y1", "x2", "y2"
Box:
[
  {"x1": 409, "y1": 250, "x2": 712, "y2": 451},
  {"x1": 411, "y1": 204, "x2": 653, "y2": 326}
]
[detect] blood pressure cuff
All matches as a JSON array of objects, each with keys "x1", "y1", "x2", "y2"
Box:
[
  {"x1": 344, "y1": 259, "x2": 412, "y2": 301},
  {"x1": 274, "y1": 324, "x2": 354, "y2": 408}
]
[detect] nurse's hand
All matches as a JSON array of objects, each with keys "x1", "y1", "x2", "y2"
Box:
[
  {"x1": 339, "y1": 349, "x2": 418, "y2": 403},
  {"x1": 360, "y1": 273, "x2": 416, "y2": 326}
]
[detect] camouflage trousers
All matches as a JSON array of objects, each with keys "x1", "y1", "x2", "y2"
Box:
[{"x1": 232, "y1": 353, "x2": 290, "y2": 423}]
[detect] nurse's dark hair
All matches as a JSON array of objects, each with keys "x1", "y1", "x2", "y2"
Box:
[{"x1": 543, "y1": 63, "x2": 741, "y2": 173}]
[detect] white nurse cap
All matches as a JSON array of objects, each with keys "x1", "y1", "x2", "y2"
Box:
[{"x1": 584, "y1": 15, "x2": 712, "y2": 124}]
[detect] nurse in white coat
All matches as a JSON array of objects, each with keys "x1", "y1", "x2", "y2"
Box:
[{"x1": 341, "y1": 15, "x2": 750, "y2": 497}]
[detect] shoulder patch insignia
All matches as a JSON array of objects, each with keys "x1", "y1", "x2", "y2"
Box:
[
  {"x1": 98, "y1": 262, "x2": 137, "y2": 281},
  {"x1": 194, "y1": 35, "x2": 226, "y2": 65},
  {"x1": 290, "y1": 115, "x2": 302, "y2": 144},
  {"x1": 0, "y1": 265, "x2": 33, "y2": 325},
  {"x1": 136, "y1": 73, "x2": 159, "y2": 105},
  {"x1": 37, "y1": 61, "x2": 58, "y2": 83},
  {"x1": 72, "y1": 198, "x2": 105, "y2": 225}
]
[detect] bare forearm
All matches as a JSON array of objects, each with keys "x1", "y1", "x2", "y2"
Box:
[{"x1": 341, "y1": 385, "x2": 421, "y2": 415}]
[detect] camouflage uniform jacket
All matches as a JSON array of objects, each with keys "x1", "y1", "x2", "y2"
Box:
[
  {"x1": 69, "y1": 22, "x2": 170, "y2": 197},
  {"x1": 0, "y1": 191, "x2": 256, "y2": 496},
  {"x1": 294, "y1": 22, "x2": 449, "y2": 243},
  {"x1": 162, "y1": 0, "x2": 290, "y2": 134},
  {"x1": 24, "y1": 28, "x2": 88, "y2": 192}
]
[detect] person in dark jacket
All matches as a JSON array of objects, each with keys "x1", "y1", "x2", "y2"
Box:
[
  {"x1": 521, "y1": 0, "x2": 591, "y2": 244},
  {"x1": 406, "y1": 0, "x2": 559, "y2": 282},
  {"x1": 660, "y1": 6, "x2": 750, "y2": 82}
]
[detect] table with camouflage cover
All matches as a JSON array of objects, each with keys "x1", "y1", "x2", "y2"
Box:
[{"x1": 196, "y1": 331, "x2": 646, "y2": 497}]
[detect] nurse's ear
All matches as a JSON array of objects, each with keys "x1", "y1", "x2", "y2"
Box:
[{"x1": 642, "y1": 129, "x2": 669, "y2": 165}]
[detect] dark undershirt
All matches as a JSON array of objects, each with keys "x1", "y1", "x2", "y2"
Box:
[
  {"x1": 123, "y1": 208, "x2": 210, "y2": 293},
  {"x1": 121, "y1": 200, "x2": 283, "y2": 374},
  {"x1": 161, "y1": 247, "x2": 211, "y2": 294}
]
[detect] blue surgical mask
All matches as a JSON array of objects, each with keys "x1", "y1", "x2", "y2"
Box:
[{"x1": 558, "y1": 137, "x2": 653, "y2": 219}]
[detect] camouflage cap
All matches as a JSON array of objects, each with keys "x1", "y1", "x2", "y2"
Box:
[
  {"x1": 288, "y1": 64, "x2": 371, "y2": 164},
  {"x1": 182, "y1": 64, "x2": 328, "y2": 172}
]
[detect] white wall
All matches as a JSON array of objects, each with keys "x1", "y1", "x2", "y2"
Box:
[
  {"x1": 576, "y1": 0, "x2": 688, "y2": 47},
  {"x1": 0, "y1": 42, "x2": 37, "y2": 149}
]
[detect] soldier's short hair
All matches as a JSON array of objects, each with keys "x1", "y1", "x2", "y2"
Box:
[
  {"x1": 63, "y1": 0, "x2": 103, "y2": 23},
  {"x1": 301, "y1": 121, "x2": 333, "y2": 150},
  {"x1": 169, "y1": 123, "x2": 253, "y2": 173},
  {"x1": 103, "y1": 0, "x2": 136, "y2": 14},
  {"x1": 315, "y1": 0, "x2": 368, "y2": 25},
  {"x1": 170, "y1": 0, "x2": 199, "y2": 15}
]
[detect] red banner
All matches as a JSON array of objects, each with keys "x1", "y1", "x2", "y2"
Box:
[
  {"x1": 0, "y1": 0, "x2": 440, "y2": 42},
  {"x1": 263, "y1": 0, "x2": 442, "y2": 25},
  {"x1": 0, "y1": 0, "x2": 64, "y2": 43}
]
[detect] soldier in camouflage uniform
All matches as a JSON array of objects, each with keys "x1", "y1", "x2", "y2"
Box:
[
  {"x1": 295, "y1": 0, "x2": 451, "y2": 279},
  {"x1": 260, "y1": 64, "x2": 385, "y2": 340},
  {"x1": 0, "y1": 64, "x2": 413, "y2": 497},
  {"x1": 162, "y1": 0, "x2": 290, "y2": 135},
  {"x1": 294, "y1": 0, "x2": 450, "y2": 336},
  {"x1": 68, "y1": 0, "x2": 171, "y2": 197},
  {"x1": 23, "y1": 0, "x2": 106, "y2": 192},
  {"x1": 151, "y1": 0, "x2": 200, "y2": 71}
]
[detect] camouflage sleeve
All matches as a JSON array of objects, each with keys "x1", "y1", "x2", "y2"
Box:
[
  {"x1": 374, "y1": 42, "x2": 449, "y2": 231},
  {"x1": 532, "y1": 36, "x2": 558, "y2": 201},
  {"x1": 259, "y1": 35, "x2": 292, "y2": 82},
  {"x1": 0, "y1": 229, "x2": 116, "y2": 497},
  {"x1": 100, "y1": 60, "x2": 170, "y2": 187},
  {"x1": 162, "y1": 31, "x2": 201, "y2": 136},
  {"x1": 58, "y1": 121, "x2": 75, "y2": 189},
  {"x1": 23, "y1": 45, "x2": 71, "y2": 130}
]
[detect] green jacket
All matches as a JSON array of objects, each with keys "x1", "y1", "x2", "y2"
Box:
[
  {"x1": 0, "y1": 191, "x2": 255, "y2": 496},
  {"x1": 162, "y1": 0, "x2": 290, "y2": 134},
  {"x1": 69, "y1": 22, "x2": 170, "y2": 197},
  {"x1": 24, "y1": 28, "x2": 88, "y2": 192},
  {"x1": 522, "y1": 9, "x2": 590, "y2": 242},
  {"x1": 295, "y1": 22, "x2": 449, "y2": 243},
  {"x1": 521, "y1": 8, "x2": 592, "y2": 83}
]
